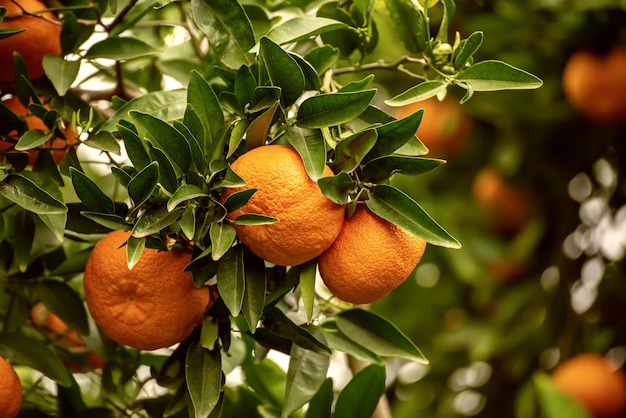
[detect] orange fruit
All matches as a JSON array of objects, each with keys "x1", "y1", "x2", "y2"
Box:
[
  {"x1": 562, "y1": 46, "x2": 626, "y2": 124},
  {"x1": 552, "y1": 353, "x2": 626, "y2": 418},
  {"x1": 471, "y1": 166, "x2": 535, "y2": 232},
  {"x1": 318, "y1": 204, "x2": 427, "y2": 304},
  {"x1": 220, "y1": 144, "x2": 345, "y2": 266},
  {"x1": 1, "y1": 95, "x2": 78, "y2": 165},
  {"x1": 392, "y1": 96, "x2": 472, "y2": 157},
  {"x1": 0, "y1": 0, "x2": 62, "y2": 83},
  {"x1": 83, "y1": 230, "x2": 211, "y2": 351},
  {"x1": 0, "y1": 356, "x2": 22, "y2": 418}
]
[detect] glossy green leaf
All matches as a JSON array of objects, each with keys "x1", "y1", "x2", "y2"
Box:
[
  {"x1": 334, "y1": 363, "x2": 386, "y2": 418},
  {"x1": 191, "y1": 0, "x2": 255, "y2": 69},
  {"x1": 50, "y1": 247, "x2": 92, "y2": 276},
  {"x1": 317, "y1": 172, "x2": 356, "y2": 205},
  {"x1": 38, "y1": 280, "x2": 89, "y2": 336},
  {"x1": 99, "y1": 89, "x2": 187, "y2": 132},
  {"x1": 228, "y1": 118, "x2": 249, "y2": 158},
  {"x1": 284, "y1": 126, "x2": 326, "y2": 181},
  {"x1": 456, "y1": 60, "x2": 544, "y2": 91},
  {"x1": 84, "y1": 130, "x2": 121, "y2": 155},
  {"x1": 368, "y1": 184, "x2": 461, "y2": 248},
  {"x1": 173, "y1": 120, "x2": 204, "y2": 172},
  {"x1": 126, "y1": 235, "x2": 144, "y2": 270},
  {"x1": 305, "y1": 378, "x2": 334, "y2": 418},
  {"x1": 70, "y1": 167, "x2": 115, "y2": 214},
  {"x1": 217, "y1": 245, "x2": 245, "y2": 316},
  {"x1": 533, "y1": 373, "x2": 591, "y2": 418},
  {"x1": 187, "y1": 71, "x2": 224, "y2": 145},
  {"x1": 247, "y1": 101, "x2": 279, "y2": 149},
  {"x1": 235, "y1": 65, "x2": 256, "y2": 112},
  {"x1": 209, "y1": 222, "x2": 236, "y2": 261},
  {"x1": 232, "y1": 213, "x2": 279, "y2": 225},
  {"x1": 321, "y1": 321, "x2": 382, "y2": 364},
  {"x1": 316, "y1": 2, "x2": 359, "y2": 58},
  {"x1": 127, "y1": 162, "x2": 159, "y2": 208},
  {"x1": 130, "y1": 111, "x2": 192, "y2": 172},
  {"x1": 131, "y1": 205, "x2": 184, "y2": 238},
  {"x1": 435, "y1": 0, "x2": 455, "y2": 44},
  {"x1": 304, "y1": 45, "x2": 339, "y2": 74},
  {"x1": 42, "y1": 56, "x2": 80, "y2": 96},
  {"x1": 263, "y1": 17, "x2": 348, "y2": 47},
  {"x1": 335, "y1": 309, "x2": 427, "y2": 363},
  {"x1": 260, "y1": 37, "x2": 305, "y2": 107},
  {"x1": 186, "y1": 342, "x2": 222, "y2": 417},
  {"x1": 299, "y1": 259, "x2": 316, "y2": 324},
  {"x1": 242, "y1": 356, "x2": 286, "y2": 406},
  {"x1": 118, "y1": 124, "x2": 150, "y2": 171},
  {"x1": 365, "y1": 109, "x2": 425, "y2": 161},
  {"x1": 222, "y1": 188, "x2": 256, "y2": 213},
  {"x1": 183, "y1": 105, "x2": 208, "y2": 168},
  {"x1": 331, "y1": 128, "x2": 377, "y2": 173},
  {"x1": 167, "y1": 184, "x2": 208, "y2": 212},
  {"x1": 214, "y1": 165, "x2": 246, "y2": 189},
  {"x1": 147, "y1": 143, "x2": 178, "y2": 194},
  {"x1": 338, "y1": 74, "x2": 375, "y2": 93},
  {"x1": 385, "y1": 81, "x2": 448, "y2": 106},
  {"x1": 250, "y1": 86, "x2": 282, "y2": 113},
  {"x1": 84, "y1": 37, "x2": 158, "y2": 60},
  {"x1": 180, "y1": 205, "x2": 196, "y2": 241},
  {"x1": 384, "y1": 0, "x2": 427, "y2": 53},
  {"x1": 14, "y1": 129, "x2": 53, "y2": 150},
  {"x1": 0, "y1": 173, "x2": 67, "y2": 214},
  {"x1": 14, "y1": 210, "x2": 34, "y2": 273},
  {"x1": 361, "y1": 155, "x2": 445, "y2": 182},
  {"x1": 296, "y1": 90, "x2": 376, "y2": 129},
  {"x1": 242, "y1": 248, "x2": 266, "y2": 332},
  {"x1": 37, "y1": 213, "x2": 68, "y2": 244},
  {"x1": 80, "y1": 212, "x2": 129, "y2": 231},
  {"x1": 0, "y1": 333, "x2": 72, "y2": 387},
  {"x1": 263, "y1": 308, "x2": 331, "y2": 356},
  {"x1": 283, "y1": 342, "x2": 331, "y2": 418},
  {"x1": 453, "y1": 31, "x2": 483, "y2": 69}
]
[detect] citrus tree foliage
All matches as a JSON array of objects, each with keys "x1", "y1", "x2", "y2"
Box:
[{"x1": 0, "y1": 0, "x2": 542, "y2": 416}]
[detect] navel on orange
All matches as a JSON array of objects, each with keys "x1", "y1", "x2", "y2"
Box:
[
  {"x1": 318, "y1": 204, "x2": 427, "y2": 304},
  {"x1": 220, "y1": 144, "x2": 345, "y2": 266},
  {"x1": 83, "y1": 230, "x2": 210, "y2": 351}
]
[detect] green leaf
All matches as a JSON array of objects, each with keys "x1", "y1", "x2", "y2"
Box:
[
  {"x1": 84, "y1": 37, "x2": 158, "y2": 60},
  {"x1": 246, "y1": 101, "x2": 279, "y2": 149},
  {"x1": 42, "y1": 56, "x2": 80, "y2": 96},
  {"x1": 533, "y1": 373, "x2": 591, "y2": 418},
  {"x1": 235, "y1": 65, "x2": 256, "y2": 112},
  {"x1": 321, "y1": 321, "x2": 382, "y2": 364},
  {"x1": 15, "y1": 130, "x2": 54, "y2": 150},
  {"x1": 70, "y1": 167, "x2": 115, "y2": 214},
  {"x1": 187, "y1": 71, "x2": 224, "y2": 145},
  {"x1": 305, "y1": 378, "x2": 334, "y2": 418},
  {"x1": 217, "y1": 245, "x2": 245, "y2": 316},
  {"x1": 263, "y1": 308, "x2": 331, "y2": 356},
  {"x1": 222, "y1": 188, "x2": 257, "y2": 213},
  {"x1": 131, "y1": 205, "x2": 184, "y2": 238},
  {"x1": 126, "y1": 235, "x2": 144, "y2": 271},
  {"x1": 456, "y1": 60, "x2": 543, "y2": 91},
  {"x1": 368, "y1": 184, "x2": 461, "y2": 248},
  {"x1": 296, "y1": 90, "x2": 376, "y2": 129},
  {"x1": 0, "y1": 333, "x2": 72, "y2": 387},
  {"x1": 173, "y1": 120, "x2": 204, "y2": 172},
  {"x1": 335, "y1": 309, "x2": 427, "y2": 363},
  {"x1": 37, "y1": 213, "x2": 67, "y2": 244},
  {"x1": 338, "y1": 74, "x2": 376, "y2": 93},
  {"x1": 435, "y1": 0, "x2": 455, "y2": 44},
  {"x1": 186, "y1": 342, "x2": 222, "y2": 417},
  {"x1": 147, "y1": 143, "x2": 178, "y2": 194},
  {"x1": 317, "y1": 172, "x2": 356, "y2": 205},
  {"x1": 385, "y1": 80, "x2": 448, "y2": 106},
  {"x1": 365, "y1": 109, "x2": 425, "y2": 161},
  {"x1": 118, "y1": 125, "x2": 150, "y2": 170},
  {"x1": 284, "y1": 126, "x2": 327, "y2": 181},
  {"x1": 334, "y1": 363, "x2": 386, "y2": 418},
  {"x1": 232, "y1": 213, "x2": 279, "y2": 225},
  {"x1": 331, "y1": 128, "x2": 377, "y2": 173},
  {"x1": 0, "y1": 173, "x2": 67, "y2": 215},
  {"x1": 14, "y1": 210, "x2": 34, "y2": 273},
  {"x1": 283, "y1": 342, "x2": 331, "y2": 418},
  {"x1": 99, "y1": 89, "x2": 187, "y2": 132},
  {"x1": 263, "y1": 17, "x2": 348, "y2": 47},
  {"x1": 316, "y1": 3, "x2": 359, "y2": 58},
  {"x1": 130, "y1": 111, "x2": 192, "y2": 173},
  {"x1": 209, "y1": 222, "x2": 236, "y2": 261},
  {"x1": 166, "y1": 184, "x2": 208, "y2": 212},
  {"x1": 242, "y1": 356, "x2": 286, "y2": 406},
  {"x1": 84, "y1": 130, "x2": 121, "y2": 155},
  {"x1": 384, "y1": 0, "x2": 427, "y2": 53},
  {"x1": 227, "y1": 118, "x2": 249, "y2": 158},
  {"x1": 259, "y1": 37, "x2": 305, "y2": 107},
  {"x1": 191, "y1": 0, "x2": 255, "y2": 69},
  {"x1": 361, "y1": 156, "x2": 445, "y2": 182},
  {"x1": 299, "y1": 260, "x2": 316, "y2": 325},
  {"x1": 38, "y1": 280, "x2": 89, "y2": 336},
  {"x1": 242, "y1": 248, "x2": 266, "y2": 332},
  {"x1": 80, "y1": 212, "x2": 129, "y2": 231},
  {"x1": 128, "y1": 161, "x2": 160, "y2": 208},
  {"x1": 453, "y1": 31, "x2": 483, "y2": 69}
]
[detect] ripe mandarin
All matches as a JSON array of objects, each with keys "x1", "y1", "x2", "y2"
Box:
[
  {"x1": 220, "y1": 144, "x2": 345, "y2": 266},
  {"x1": 83, "y1": 230, "x2": 210, "y2": 351},
  {"x1": 0, "y1": 356, "x2": 22, "y2": 418},
  {"x1": 0, "y1": 0, "x2": 62, "y2": 82},
  {"x1": 318, "y1": 204, "x2": 427, "y2": 304},
  {"x1": 552, "y1": 353, "x2": 626, "y2": 418}
]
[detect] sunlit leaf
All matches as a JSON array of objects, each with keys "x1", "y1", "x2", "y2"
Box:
[
  {"x1": 242, "y1": 248, "x2": 266, "y2": 332},
  {"x1": 246, "y1": 101, "x2": 279, "y2": 149},
  {"x1": 186, "y1": 342, "x2": 222, "y2": 417},
  {"x1": 299, "y1": 260, "x2": 316, "y2": 324},
  {"x1": 131, "y1": 205, "x2": 184, "y2": 238},
  {"x1": 456, "y1": 60, "x2": 543, "y2": 91},
  {"x1": 331, "y1": 128, "x2": 377, "y2": 173},
  {"x1": 317, "y1": 172, "x2": 355, "y2": 205},
  {"x1": 321, "y1": 321, "x2": 383, "y2": 364},
  {"x1": 217, "y1": 245, "x2": 245, "y2": 316},
  {"x1": 384, "y1": 0, "x2": 427, "y2": 53},
  {"x1": 209, "y1": 222, "x2": 236, "y2": 261},
  {"x1": 42, "y1": 56, "x2": 80, "y2": 96},
  {"x1": 84, "y1": 37, "x2": 158, "y2": 60},
  {"x1": 361, "y1": 155, "x2": 445, "y2": 182},
  {"x1": 284, "y1": 126, "x2": 326, "y2": 181},
  {"x1": 70, "y1": 167, "x2": 115, "y2": 214},
  {"x1": 534, "y1": 373, "x2": 591, "y2": 418},
  {"x1": 263, "y1": 308, "x2": 331, "y2": 356},
  {"x1": 0, "y1": 173, "x2": 67, "y2": 214},
  {"x1": 334, "y1": 363, "x2": 386, "y2": 418},
  {"x1": 167, "y1": 184, "x2": 208, "y2": 212},
  {"x1": 385, "y1": 81, "x2": 448, "y2": 107},
  {"x1": 259, "y1": 37, "x2": 305, "y2": 107},
  {"x1": 296, "y1": 90, "x2": 376, "y2": 129},
  {"x1": 263, "y1": 17, "x2": 348, "y2": 47},
  {"x1": 14, "y1": 210, "x2": 34, "y2": 273},
  {"x1": 453, "y1": 31, "x2": 483, "y2": 69}
]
